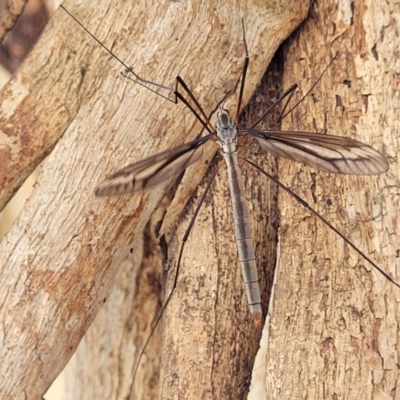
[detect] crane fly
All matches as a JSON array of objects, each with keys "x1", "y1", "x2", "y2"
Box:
[
  {"x1": 95, "y1": 106, "x2": 390, "y2": 319},
  {"x1": 60, "y1": 6, "x2": 398, "y2": 397},
  {"x1": 89, "y1": 28, "x2": 390, "y2": 325}
]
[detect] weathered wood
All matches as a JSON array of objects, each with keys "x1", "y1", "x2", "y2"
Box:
[
  {"x1": 0, "y1": 0, "x2": 27, "y2": 43},
  {"x1": 266, "y1": 0, "x2": 400, "y2": 399},
  {"x1": 0, "y1": 0, "x2": 308, "y2": 399}
]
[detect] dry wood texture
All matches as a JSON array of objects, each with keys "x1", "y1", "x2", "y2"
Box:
[
  {"x1": 0, "y1": 0, "x2": 308, "y2": 399},
  {"x1": 0, "y1": 0, "x2": 27, "y2": 43},
  {"x1": 266, "y1": 1, "x2": 400, "y2": 399}
]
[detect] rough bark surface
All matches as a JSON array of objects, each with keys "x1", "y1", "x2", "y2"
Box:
[
  {"x1": 266, "y1": 1, "x2": 400, "y2": 399},
  {"x1": 0, "y1": 0, "x2": 27, "y2": 43},
  {"x1": 0, "y1": 0, "x2": 308, "y2": 399}
]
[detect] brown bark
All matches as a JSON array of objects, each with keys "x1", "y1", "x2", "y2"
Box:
[
  {"x1": 0, "y1": 0, "x2": 27, "y2": 44},
  {"x1": 0, "y1": 0, "x2": 308, "y2": 399},
  {"x1": 266, "y1": 0, "x2": 400, "y2": 399}
]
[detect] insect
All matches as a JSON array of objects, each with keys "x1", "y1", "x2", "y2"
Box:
[
  {"x1": 91, "y1": 37, "x2": 389, "y2": 326},
  {"x1": 61, "y1": 5, "x2": 398, "y2": 399},
  {"x1": 61, "y1": 4, "x2": 394, "y2": 306}
]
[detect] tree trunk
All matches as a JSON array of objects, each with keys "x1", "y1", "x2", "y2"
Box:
[
  {"x1": 0, "y1": 0, "x2": 308, "y2": 399},
  {"x1": 266, "y1": 0, "x2": 400, "y2": 399}
]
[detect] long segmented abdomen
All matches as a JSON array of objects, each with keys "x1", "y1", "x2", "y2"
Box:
[{"x1": 222, "y1": 151, "x2": 261, "y2": 324}]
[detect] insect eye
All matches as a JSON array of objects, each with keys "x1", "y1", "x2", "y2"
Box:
[{"x1": 216, "y1": 109, "x2": 233, "y2": 129}]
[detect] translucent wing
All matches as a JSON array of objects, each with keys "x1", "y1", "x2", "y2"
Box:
[
  {"x1": 243, "y1": 129, "x2": 389, "y2": 175},
  {"x1": 95, "y1": 135, "x2": 212, "y2": 196}
]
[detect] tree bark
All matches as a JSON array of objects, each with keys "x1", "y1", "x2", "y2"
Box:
[
  {"x1": 266, "y1": 0, "x2": 400, "y2": 399},
  {"x1": 0, "y1": 0, "x2": 27, "y2": 43},
  {"x1": 0, "y1": 0, "x2": 308, "y2": 399}
]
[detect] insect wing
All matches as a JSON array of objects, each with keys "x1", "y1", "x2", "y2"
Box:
[
  {"x1": 244, "y1": 129, "x2": 389, "y2": 175},
  {"x1": 95, "y1": 135, "x2": 212, "y2": 196}
]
